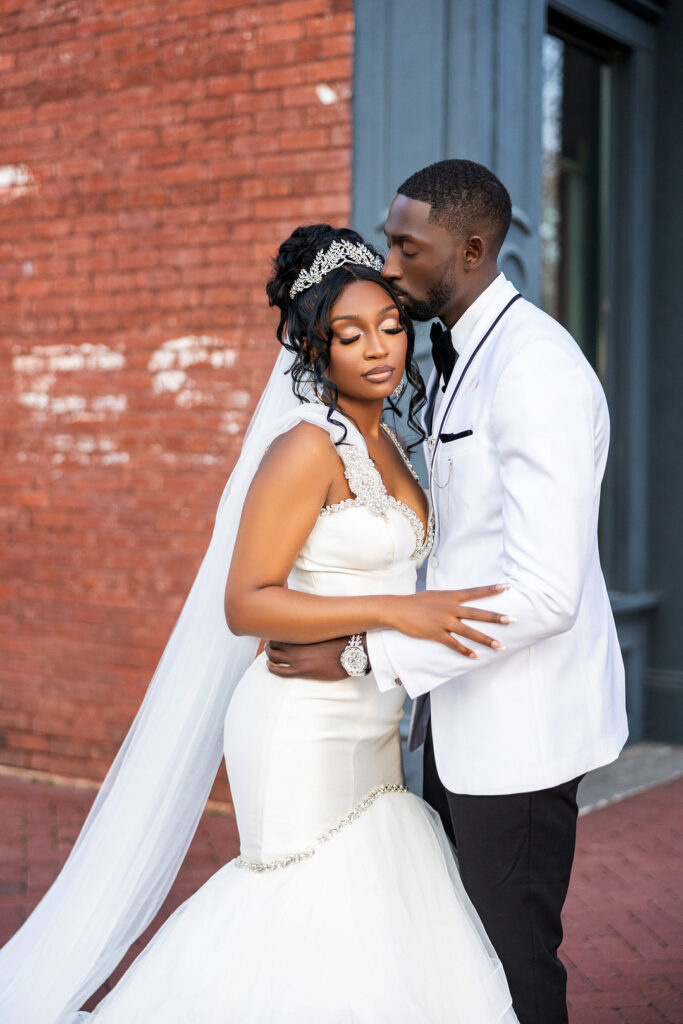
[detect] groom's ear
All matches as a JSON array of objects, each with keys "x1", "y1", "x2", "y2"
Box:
[{"x1": 461, "y1": 235, "x2": 486, "y2": 271}]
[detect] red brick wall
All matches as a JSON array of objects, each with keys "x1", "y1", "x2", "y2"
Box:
[{"x1": 0, "y1": 0, "x2": 353, "y2": 791}]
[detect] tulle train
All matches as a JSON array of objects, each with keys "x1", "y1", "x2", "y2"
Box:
[{"x1": 86, "y1": 791, "x2": 516, "y2": 1022}]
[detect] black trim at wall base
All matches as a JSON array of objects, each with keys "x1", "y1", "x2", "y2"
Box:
[{"x1": 645, "y1": 671, "x2": 683, "y2": 744}]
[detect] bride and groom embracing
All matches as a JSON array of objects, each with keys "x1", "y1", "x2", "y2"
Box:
[{"x1": 0, "y1": 159, "x2": 627, "y2": 1023}]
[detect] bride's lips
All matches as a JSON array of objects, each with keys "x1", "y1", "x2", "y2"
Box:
[{"x1": 363, "y1": 365, "x2": 395, "y2": 383}]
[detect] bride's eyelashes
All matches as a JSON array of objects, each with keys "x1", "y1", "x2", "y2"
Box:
[{"x1": 336, "y1": 326, "x2": 406, "y2": 345}]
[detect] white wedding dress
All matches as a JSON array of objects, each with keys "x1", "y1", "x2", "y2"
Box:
[{"x1": 87, "y1": 427, "x2": 518, "y2": 1023}]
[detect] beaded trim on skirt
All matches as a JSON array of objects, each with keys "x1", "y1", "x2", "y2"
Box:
[{"x1": 234, "y1": 783, "x2": 409, "y2": 873}]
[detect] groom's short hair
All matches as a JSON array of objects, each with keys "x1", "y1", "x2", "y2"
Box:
[{"x1": 398, "y1": 159, "x2": 512, "y2": 254}]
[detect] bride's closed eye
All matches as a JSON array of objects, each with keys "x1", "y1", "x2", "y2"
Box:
[
  {"x1": 336, "y1": 325, "x2": 405, "y2": 345},
  {"x1": 379, "y1": 316, "x2": 405, "y2": 334}
]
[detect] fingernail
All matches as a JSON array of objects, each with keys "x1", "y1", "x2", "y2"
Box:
[
  {"x1": 468, "y1": 652, "x2": 479, "y2": 659},
  {"x1": 491, "y1": 641, "x2": 505, "y2": 650},
  {"x1": 494, "y1": 584, "x2": 508, "y2": 591},
  {"x1": 500, "y1": 616, "x2": 516, "y2": 624}
]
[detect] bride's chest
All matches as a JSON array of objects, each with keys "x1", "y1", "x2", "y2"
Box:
[{"x1": 296, "y1": 501, "x2": 419, "y2": 575}]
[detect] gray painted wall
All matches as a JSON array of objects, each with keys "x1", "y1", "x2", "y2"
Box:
[
  {"x1": 353, "y1": 0, "x2": 543, "y2": 300},
  {"x1": 646, "y1": 0, "x2": 683, "y2": 740},
  {"x1": 352, "y1": 0, "x2": 681, "y2": 744}
]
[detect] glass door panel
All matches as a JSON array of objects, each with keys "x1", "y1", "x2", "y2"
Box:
[{"x1": 541, "y1": 32, "x2": 612, "y2": 384}]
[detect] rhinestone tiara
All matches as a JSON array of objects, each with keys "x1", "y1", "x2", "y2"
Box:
[{"x1": 289, "y1": 239, "x2": 384, "y2": 299}]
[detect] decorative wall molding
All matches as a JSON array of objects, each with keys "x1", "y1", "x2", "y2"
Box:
[
  {"x1": 646, "y1": 670, "x2": 683, "y2": 694},
  {"x1": 615, "y1": 0, "x2": 666, "y2": 22},
  {"x1": 645, "y1": 671, "x2": 683, "y2": 744}
]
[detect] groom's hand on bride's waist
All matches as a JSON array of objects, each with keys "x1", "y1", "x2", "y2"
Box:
[{"x1": 265, "y1": 637, "x2": 352, "y2": 680}]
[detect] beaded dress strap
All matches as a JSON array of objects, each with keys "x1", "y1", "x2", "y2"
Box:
[
  {"x1": 319, "y1": 423, "x2": 433, "y2": 561},
  {"x1": 380, "y1": 423, "x2": 420, "y2": 482}
]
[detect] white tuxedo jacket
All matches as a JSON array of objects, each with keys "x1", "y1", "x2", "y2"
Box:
[{"x1": 367, "y1": 274, "x2": 628, "y2": 795}]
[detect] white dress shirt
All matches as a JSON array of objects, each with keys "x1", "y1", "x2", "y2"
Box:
[{"x1": 367, "y1": 274, "x2": 628, "y2": 795}]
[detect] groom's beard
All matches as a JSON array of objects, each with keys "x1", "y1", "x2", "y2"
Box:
[{"x1": 400, "y1": 263, "x2": 457, "y2": 323}]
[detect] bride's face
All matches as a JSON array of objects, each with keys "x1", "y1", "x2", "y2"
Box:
[{"x1": 325, "y1": 279, "x2": 408, "y2": 404}]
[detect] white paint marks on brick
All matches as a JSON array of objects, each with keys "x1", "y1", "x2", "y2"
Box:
[
  {"x1": 219, "y1": 411, "x2": 241, "y2": 435},
  {"x1": 13, "y1": 342, "x2": 124, "y2": 375},
  {"x1": 49, "y1": 434, "x2": 130, "y2": 466},
  {"x1": 12, "y1": 342, "x2": 127, "y2": 427},
  {"x1": 316, "y1": 84, "x2": 339, "y2": 105},
  {"x1": 52, "y1": 434, "x2": 114, "y2": 454},
  {"x1": 226, "y1": 389, "x2": 250, "y2": 409},
  {"x1": 43, "y1": 395, "x2": 87, "y2": 417},
  {"x1": 17, "y1": 392, "x2": 49, "y2": 411},
  {"x1": 176, "y1": 389, "x2": 206, "y2": 409},
  {"x1": 152, "y1": 370, "x2": 186, "y2": 395},
  {"x1": 0, "y1": 164, "x2": 36, "y2": 203},
  {"x1": 148, "y1": 335, "x2": 236, "y2": 406},
  {"x1": 92, "y1": 394, "x2": 127, "y2": 414}
]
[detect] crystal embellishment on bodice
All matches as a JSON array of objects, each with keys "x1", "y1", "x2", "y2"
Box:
[{"x1": 319, "y1": 423, "x2": 434, "y2": 561}]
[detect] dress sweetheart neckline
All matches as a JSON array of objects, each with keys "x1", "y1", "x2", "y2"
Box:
[{"x1": 319, "y1": 423, "x2": 434, "y2": 560}]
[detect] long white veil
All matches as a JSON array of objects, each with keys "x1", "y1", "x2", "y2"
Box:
[{"x1": 0, "y1": 348, "x2": 340, "y2": 1024}]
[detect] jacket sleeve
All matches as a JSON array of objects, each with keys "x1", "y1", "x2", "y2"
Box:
[{"x1": 367, "y1": 339, "x2": 602, "y2": 697}]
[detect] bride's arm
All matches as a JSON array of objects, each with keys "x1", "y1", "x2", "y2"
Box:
[
  {"x1": 225, "y1": 422, "x2": 507, "y2": 652},
  {"x1": 225, "y1": 421, "x2": 402, "y2": 642}
]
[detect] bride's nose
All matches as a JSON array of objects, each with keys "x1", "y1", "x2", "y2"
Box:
[{"x1": 364, "y1": 330, "x2": 388, "y2": 358}]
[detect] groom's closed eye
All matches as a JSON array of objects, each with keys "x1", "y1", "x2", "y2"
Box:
[{"x1": 439, "y1": 430, "x2": 474, "y2": 443}]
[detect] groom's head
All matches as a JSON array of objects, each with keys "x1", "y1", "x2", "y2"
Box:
[{"x1": 382, "y1": 159, "x2": 511, "y2": 327}]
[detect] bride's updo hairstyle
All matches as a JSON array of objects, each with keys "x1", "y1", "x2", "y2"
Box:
[{"x1": 266, "y1": 223, "x2": 426, "y2": 447}]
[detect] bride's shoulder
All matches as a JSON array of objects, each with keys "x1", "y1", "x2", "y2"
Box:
[
  {"x1": 252, "y1": 420, "x2": 339, "y2": 508},
  {"x1": 260, "y1": 419, "x2": 338, "y2": 474}
]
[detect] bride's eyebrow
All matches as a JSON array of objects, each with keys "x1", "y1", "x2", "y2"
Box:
[{"x1": 331, "y1": 304, "x2": 397, "y2": 324}]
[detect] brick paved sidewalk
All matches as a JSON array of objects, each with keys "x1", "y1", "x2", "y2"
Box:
[
  {"x1": 0, "y1": 771, "x2": 681, "y2": 1021},
  {"x1": 564, "y1": 777, "x2": 682, "y2": 1023}
]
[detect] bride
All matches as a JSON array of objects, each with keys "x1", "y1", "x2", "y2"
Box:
[{"x1": 0, "y1": 224, "x2": 517, "y2": 1022}]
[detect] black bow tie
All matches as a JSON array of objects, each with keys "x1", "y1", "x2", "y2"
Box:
[{"x1": 430, "y1": 322, "x2": 457, "y2": 390}]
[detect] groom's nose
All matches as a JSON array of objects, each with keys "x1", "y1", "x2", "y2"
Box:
[{"x1": 381, "y1": 244, "x2": 401, "y2": 282}]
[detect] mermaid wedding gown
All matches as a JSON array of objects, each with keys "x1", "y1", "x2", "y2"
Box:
[{"x1": 88, "y1": 427, "x2": 518, "y2": 1023}]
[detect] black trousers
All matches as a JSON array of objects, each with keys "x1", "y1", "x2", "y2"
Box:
[{"x1": 423, "y1": 723, "x2": 582, "y2": 1024}]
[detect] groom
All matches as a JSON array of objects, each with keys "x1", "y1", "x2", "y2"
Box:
[{"x1": 266, "y1": 159, "x2": 628, "y2": 1023}]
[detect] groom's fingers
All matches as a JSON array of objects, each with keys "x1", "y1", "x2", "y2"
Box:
[
  {"x1": 264, "y1": 640, "x2": 291, "y2": 663},
  {"x1": 264, "y1": 643, "x2": 297, "y2": 674},
  {"x1": 266, "y1": 660, "x2": 296, "y2": 676}
]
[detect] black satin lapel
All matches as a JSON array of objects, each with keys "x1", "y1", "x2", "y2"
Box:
[
  {"x1": 429, "y1": 293, "x2": 522, "y2": 471},
  {"x1": 423, "y1": 372, "x2": 439, "y2": 435}
]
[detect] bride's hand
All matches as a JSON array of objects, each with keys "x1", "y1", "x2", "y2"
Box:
[{"x1": 388, "y1": 585, "x2": 513, "y2": 659}]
